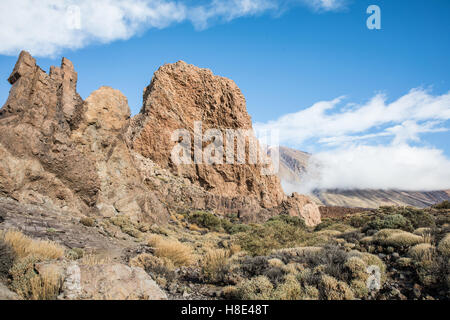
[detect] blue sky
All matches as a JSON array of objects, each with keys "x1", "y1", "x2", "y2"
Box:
[{"x1": 0, "y1": 0, "x2": 449, "y2": 190}]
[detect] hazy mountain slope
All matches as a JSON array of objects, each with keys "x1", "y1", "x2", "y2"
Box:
[
  {"x1": 313, "y1": 189, "x2": 450, "y2": 208},
  {"x1": 276, "y1": 146, "x2": 450, "y2": 208}
]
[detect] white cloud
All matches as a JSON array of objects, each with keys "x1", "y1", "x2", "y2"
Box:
[
  {"x1": 0, "y1": 0, "x2": 347, "y2": 57},
  {"x1": 255, "y1": 89, "x2": 450, "y2": 147},
  {"x1": 299, "y1": 145, "x2": 450, "y2": 191},
  {"x1": 300, "y1": 0, "x2": 348, "y2": 12},
  {"x1": 256, "y1": 89, "x2": 450, "y2": 191}
]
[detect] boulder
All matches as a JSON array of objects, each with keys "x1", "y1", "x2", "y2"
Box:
[
  {"x1": 36, "y1": 262, "x2": 167, "y2": 300},
  {"x1": 0, "y1": 282, "x2": 19, "y2": 300}
]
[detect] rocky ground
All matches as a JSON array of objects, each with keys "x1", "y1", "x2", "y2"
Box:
[{"x1": 1, "y1": 196, "x2": 449, "y2": 300}]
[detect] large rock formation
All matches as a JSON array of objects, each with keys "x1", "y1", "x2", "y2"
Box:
[
  {"x1": 0, "y1": 51, "x2": 99, "y2": 213},
  {"x1": 0, "y1": 52, "x2": 320, "y2": 226},
  {"x1": 129, "y1": 61, "x2": 284, "y2": 209}
]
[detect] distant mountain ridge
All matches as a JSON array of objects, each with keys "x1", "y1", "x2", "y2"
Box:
[{"x1": 276, "y1": 146, "x2": 450, "y2": 208}]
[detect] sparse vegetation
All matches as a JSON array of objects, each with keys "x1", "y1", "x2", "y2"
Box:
[
  {"x1": 433, "y1": 200, "x2": 450, "y2": 210},
  {"x1": 147, "y1": 234, "x2": 194, "y2": 267},
  {"x1": 2, "y1": 230, "x2": 65, "y2": 260},
  {"x1": 0, "y1": 230, "x2": 65, "y2": 300},
  {"x1": 2, "y1": 203, "x2": 449, "y2": 300},
  {"x1": 109, "y1": 215, "x2": 142, "y2": 238},
  {"x1": 80, "y1": 217, "x2": 95, "y2": 227},
  {"x1": 201, "y1": 249, "x2": 232, "y2": 284}
]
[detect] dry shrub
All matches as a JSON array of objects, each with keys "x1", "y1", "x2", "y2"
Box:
[
  {"x1": 413, "y1": 228, "x2": 432, "y2": 236},
  {"x1": 29, "y1": 266, "x2": 62, "y2": 300},
  {"x1": 235, "y1": 276, "x2": 274, "y2": 300},
  {"x1": 109, "y1": 215, "x2": 142, "y2": 238},
  {"x1": 130, "y1": 253, "x2": 176, "y2": 283},
  {"x1": 147, "y1": 235, "x2": 194, "y2": 267},
  {"x1": 9, "y1": 256, "x2": 61, "y2": 300},
  {"x1": 408, "y1": 243, "x2": 435, "y2": 262},
  {"x1": 271, "y1": 274, "x2": 302, "y2": 300},
  {"x1": 383, "y1": 232, "x2": 424, "y2": 247},
  {"x1": 359, "y1": 252, "x2": 386, "y2": 283},
  {"x1": 80, "y1": 217, "x2": 95, "y2": 227},
  {"x1": 79, "y1": 254, "x2": 112, "y2": 266},
  {"x1": 318, "y1": 274, "x2": 354, "y2": 300},
  {"x1": 221, "y1": 285, "x2": 239, "y2": 299},
  {"x1": 344, "y1": 256, "x2": 368, "y2": 281},
  {"x1": 437, "y1": 234, "x2": 450, "y2": 257},
  {"x1": 397, "y1": 257, "x2": 412, "y2": 268},
  {"x1": 201, "y1": 249, "x2": 231, "y2": 283},
  {"x1": 350, "y1": 279, "x2": 369, "y2": 299},
  {"x1": 9, "y1": 256, "x2": 40, "y2": 298},
  {"x1": 268, "y1": 258, "x2": 284, "y2": 269},
  {"x1": 0, "y1": 236, "x2": 14, "y2": 280},
  {"x1": 3, "y1": 230, "x2": 64, "y2": 260},
  {"x1": 130, "y1": 253, "x2": 174, "y2": 270}
]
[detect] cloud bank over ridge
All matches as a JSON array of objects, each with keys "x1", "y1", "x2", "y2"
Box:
[{"x1": 255, "y1": 89, "x2": 450, "y2": 191}]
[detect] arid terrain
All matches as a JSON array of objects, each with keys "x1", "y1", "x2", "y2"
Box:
[{"x1": 0, "y1": 52, "x2": 448, "y2": 300}]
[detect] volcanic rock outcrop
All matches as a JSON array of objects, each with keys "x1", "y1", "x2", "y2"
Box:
[
  {"x1": 129, "y1": 61, "x2": 285, "y2": 209},
  {"x1": 0, "y1": 51, "x2": 320, "y2": 226}
]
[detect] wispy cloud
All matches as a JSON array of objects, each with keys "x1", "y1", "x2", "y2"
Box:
[
  {"x1": 0, "y1": 0, "x2": 347, "y2": 57},
  {"x1": 299, "y1": 0, "x2": 348, "y2": 12},
  {"x1": 256, "y1": 89, "x2": 450, "y2": 147},
  {"x1": 255, "y1": 88, "x2": 450, "y2": 191}
]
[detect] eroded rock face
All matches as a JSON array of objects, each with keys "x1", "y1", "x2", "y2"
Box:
[
  {"x1": 0, "y1": 51, "x2": 99, "y2": 212},
  {"x1": 130, "y1": 61, "x2": 285, "y2": 209},
  {"x1": 0, "y1": 52, "x2": 320, "y2": 226},
  {"x1": 71, "y1": 86, "x2": 168, "y2": 223}
]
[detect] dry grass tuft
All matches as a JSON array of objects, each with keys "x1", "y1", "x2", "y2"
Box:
[
  {"x1": 437, "y1": 234, "x2": 450, "y2": 257},
  {"x1": 79, "y1": 254, "x2": 112, "y2": 266},
  {"x1": 147, "y1": 235, "x2": 194, "y2": 267},
  {"x1": 2, "y1": 230, "x2": 64, "y2": 260},
  {"x1": 408, "y1": 243, "x2": 435, "y2": 262},
  {"x1": 201, "y1": 249, "x2": 231, "y2": 283},
  {"x1": 30, "y1": 266, "x2": 62, "y2": 300}
]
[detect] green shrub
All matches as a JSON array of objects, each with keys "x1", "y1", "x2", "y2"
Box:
[
  {"x1": 433, "y1": 200, "x2": 450, "y2": 210},
  {"x1": 349, "y1": 214, "x2": 374, "y2": 228},
  {"x1": 398, "y1": 208, "x2": 435, "y2": 229},
  {"x1": 365, "y1": 214, "x2": 413, "y2": 232},
  {"x1": 109, "y1": 215, "x2": 142, "y2": 238},
  {"x1": 186, "y1": 211, "x2": 223, "y2": 232},
  {"x1": 267, "y1": 215, "x2": 306, "y2": 228},
  {"x1": 237, "y1": 219, "x2": 307, "y2": 256}
]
